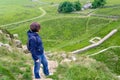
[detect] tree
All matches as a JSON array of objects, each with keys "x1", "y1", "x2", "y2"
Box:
[
  {"x1": 58, "y1": 1, "x2": 74, "y2": 13},
  {"x1": 73, "y1": 1, "x2": 81, "y2": 11},
  {"x1": 92, "y1": 0, "x2": 106, "y2": 8}
]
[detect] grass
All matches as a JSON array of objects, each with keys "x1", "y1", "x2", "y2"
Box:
[
  {"x1": 106, "y1": 0, "x2": 120, "y2": 5},
  {"x1": 0, "y1": 47, "x2": 33, "y2": 80},
  {"x1": 9, "y1": 17, "x2": 110, "y2": 52},
  {"x1": 50, "y1": 59, "x2": 117, "y2": 80},
  {"x1": 0, "y1": 0, "x2": 42, "y2": 25},
  {"x1": 92, "y1": 48, "x2": 120, "y2": 75},
  {"x1": 94, "y1": 6, "x2": 120, "y2": 16},
  {"x1": 81, "y1": 20, "x2": 120, "y2": 55},
  {"x1": 0, "y1": 29, "x2": 33, "y2": 80},
  {"x1": 0, "y1": 65, "x2": 16, "y2": 80},
  {"x1": 0, "y1": 0, "x2": 120, "y2": 80}
]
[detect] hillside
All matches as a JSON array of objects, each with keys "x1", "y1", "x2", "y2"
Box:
[
  {"x1": 0, "y1": 0, "x2": 120, "y2": 80},
  {"x1": 0, "y1": 29, "x2": 32, "y2": 80}
]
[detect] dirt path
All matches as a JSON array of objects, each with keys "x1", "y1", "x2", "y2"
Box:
[{"x1": 32, "y1": 60, "x2": 58, "y2": 80}]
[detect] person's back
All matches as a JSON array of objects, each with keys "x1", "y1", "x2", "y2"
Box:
[{"x1": 27, "y1": 30, "x2": 44, "y2": 55}]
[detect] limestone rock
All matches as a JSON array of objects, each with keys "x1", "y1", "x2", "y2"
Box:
[
  {"x1": 0, "y1": 30, "x2": 3, "y2": 34},
  {"x1": 22, "y1": 45, "x2": 30, "y2": 54},
  {"x1": 60, "y1": 58, "x2": 72, "y2": 64},
  {"x1": 61, "y1": 53, "x2": 67, "y2": 59},
  {"x1": 13, "y1": 34, "x2": 19, "y2": 39},
  {"x1": 0, "y1": 42, "x2": 4, "y2": 47},
  {"x1": 14, "y1": 39, "x2": 22, "y2": 48},
  {"x1": 70, "y1": 56, "x2": 77, "y2": 61},
  {"x1": 6, "y1": 34, "x2": 10, "y2": 38}
]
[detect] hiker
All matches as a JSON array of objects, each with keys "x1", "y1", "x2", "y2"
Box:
[{"x1": 27, "y1": 22, "x2": 49, "y2": 79}]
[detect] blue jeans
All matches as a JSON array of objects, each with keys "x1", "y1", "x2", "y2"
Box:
[{"x1": 33, "y1": 54, "x2": 49, "y2": 79}]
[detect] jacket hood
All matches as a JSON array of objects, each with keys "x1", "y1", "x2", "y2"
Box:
[{"x1": 27, "y1": 30, "x2": 38, "y2": 38}]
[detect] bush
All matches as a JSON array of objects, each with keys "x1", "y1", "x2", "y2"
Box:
[
  {"x1": 73, "y1": 1, "x2": 81, "y2": 11},
  {"x1": 92, "y1": 0, "x2": 106, "y2": 8},
  {"x1": 58, "y1": 1, "x2": 74, "y2": 13}
]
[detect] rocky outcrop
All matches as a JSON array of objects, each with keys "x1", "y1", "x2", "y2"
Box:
[{"x1": 0, "y1": 29, "x2": 29, "y2": 54}]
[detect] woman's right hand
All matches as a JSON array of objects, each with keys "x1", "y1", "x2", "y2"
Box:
[{"x1": 36, "y1": 59, "x2": 39, "y2": 62}]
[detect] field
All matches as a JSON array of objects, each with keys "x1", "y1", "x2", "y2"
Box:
[
  {"x1": 0, "y1": 0, "x2": 42, "y2": 25},
  {"x1": 0, "y1": 0, "x2": 120, "y2": 80}
]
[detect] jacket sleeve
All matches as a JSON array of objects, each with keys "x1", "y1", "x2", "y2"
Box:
[{"x1": 29, "y1": 37, "x2": 39, "y2": 61}]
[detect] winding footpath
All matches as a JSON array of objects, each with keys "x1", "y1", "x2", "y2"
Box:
[
  {"x1": 88, "y1": 46, "x2": 120, "y2": 57},
  {"x1": 0, "y1": 7, "x2": 46, "y2": 28}
]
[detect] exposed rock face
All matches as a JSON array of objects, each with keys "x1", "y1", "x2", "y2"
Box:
[{"x1": 0, "y1": 29, "x2": 29, "y2": 54}]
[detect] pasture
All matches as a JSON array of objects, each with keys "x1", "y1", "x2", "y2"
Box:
[{"x1": 0, "y1": 0, "x2": 120, "y2": 80}]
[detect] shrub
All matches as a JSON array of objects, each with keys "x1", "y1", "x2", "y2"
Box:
[
  {"x1": 58, "y1": 1, "x2": 74, "y2": 13},
  {"x1": 73, "y1": 1, "x2": 81, "y2": 11},
  {"x1": 92, "y1": 0, "x2": 106, "y2": 8}
]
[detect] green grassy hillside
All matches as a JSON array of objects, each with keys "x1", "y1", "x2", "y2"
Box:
[
  {"x1": 9, "y1": 17, "x2": 110, "y2": 51},
  {"x1": 0, "y1": 0, "x2": 120, "y2": 80},
  {"x1": 0, "y1": 29, "x2": 32, "y2": 80},
  {"x1": 50, "y1": 60, "x2": 117, "y2": 80},
  {"x1": 0, "y1": 0, "x2": 42, "y2": 25}
]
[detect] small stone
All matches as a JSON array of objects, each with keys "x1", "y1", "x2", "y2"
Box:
[
  {"x1": 71, "y1": 56, "x2": 77, "y2": 61},
  {"x1": 61, "y1": 53, "x2": 67, "y2": 59},
  {"x1": 6, "y1": 34, "x2": 10, "y2": 37},
  {"x1": 13, "y1": 34, "x2": 18, "y2": 39},
  {"x1": 14, "y1": 39, "x2": 22, "y2": 48},
  {"x1": 0, "y1": 42, "x2": 4, "y2": 47},
  {"x1": 60, "y1": 58, "x2": 72, "y2": 64},
  {"x1": 22, "y1": 45, "x2": 30, "y2": 54},
  {"x1": 0, "y1": 30, "x2": 3, "y2": 34}
]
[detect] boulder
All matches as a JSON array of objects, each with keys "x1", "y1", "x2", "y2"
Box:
[
  {"x1": 13, "y1": 34, "x2": 19, "y2": 39},
  {"x1": 0, "y1": 42, "x2": 4, "y2": 47},
  {"x1": 14, "y1": 39, "x2": 22, "y2": 48},
  {"x1": 0, "y1": 30, "x2": 3, "y2": 34}
]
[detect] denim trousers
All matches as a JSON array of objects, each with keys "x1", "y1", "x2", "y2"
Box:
[{"x1": 33, "y1": 54, "x2": 49, "y2": 79}]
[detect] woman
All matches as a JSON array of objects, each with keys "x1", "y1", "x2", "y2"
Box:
[{"x1": 27, "y1": 22, "x2": 49, "y2": 79}]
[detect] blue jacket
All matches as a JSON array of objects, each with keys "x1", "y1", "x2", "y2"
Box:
[{"x1": 27, "y1": 30, "x2": 44, "y2": 60}]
